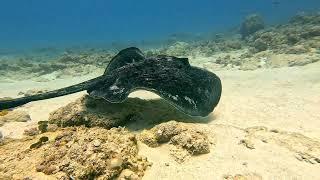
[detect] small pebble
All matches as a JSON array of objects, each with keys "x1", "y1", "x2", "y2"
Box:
[
  {"x1": 295, "y1": 154, "x2": 303, "y2": 161},
  {"x1": 23, "y1": 127, "x2": 39, "y2": 136},
  {"x1": 39, "y1": 136, "x2": 49, "y2": 142},
  {"x1": 110, "y1": 157, "x2": 123, "y2": 169},
  {"x1": 47, "y1": 124, "x2": 58, "y2": 132},
  {"x1": 93, "y1": 139, "x2": 101, "y2": 147},
  {"x1": 239, "y1": 139, "x2": 255, "y2": 149},
  {"x1": 119, "y1": 169, "x2": 138, "y2": 180},
  {"x1": 306, "y1": 158, "x2": 317, "y2": 164},
  {"x1": 23, "y1": 177, "x2": 33, "y2": 180},
  {"x1": 36, "y1": 165, "x2": 45, "y2": 172},
  {"x1": 43, "y1": 165, "x2": 57, "y2": 175},
  {"x1": 165, "y1": 162, "x2": 169, "y2": 166}
]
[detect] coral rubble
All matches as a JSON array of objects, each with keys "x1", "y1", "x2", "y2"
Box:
[
  {"x1": 139, "y1": 121, "x2": 213, "y2": 162},
  {"x1": 0, "y1": 127, "x2": 152, "y2": 179}
]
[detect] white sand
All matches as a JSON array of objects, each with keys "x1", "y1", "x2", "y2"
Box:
[{"x1": 0, "y1": 61, "x2": 320, "y2": 179}]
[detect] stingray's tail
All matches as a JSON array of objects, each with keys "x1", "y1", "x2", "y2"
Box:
[{"x1": 0, "y1": 77, "x2": 101, "y2": 110}]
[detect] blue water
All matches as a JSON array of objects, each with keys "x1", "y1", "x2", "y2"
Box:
[{"x1": 0, "y1": 0, "x2": 319, "y2": 52}]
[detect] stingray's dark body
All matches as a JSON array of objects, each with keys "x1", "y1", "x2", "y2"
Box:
[{"x1": 0, "y1": 47, "x2": 222, "y2": 117}]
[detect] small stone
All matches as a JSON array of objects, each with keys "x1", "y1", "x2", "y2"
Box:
[
  {"x1": 147, "y1": 162, "x2": 153, "y2": 166},
  {"x1": 43, "y1": 165, "x2": 57, "y2": 175},
  {"x1": 0, "y1": 110, "x2": 31, "y2": 123},
  {"x1": 306, "y1": 158, "x2": 317, "y2": 164},
  {"x1": 239, "y1": 139, "x2": 255, "y2": 149},
  {"x1": 39, "y1": 136, "x2": 49, "y2": 143},
  {"x1": 47, "y1": 124, "x2": 58, "y2": 132},
  {"x1": 110, "y1": 157, "x2": 123, "y2": 169},
  {"x1": 0, "y1": 131, "x2": 3, "y2": 140},
  {"x1": 234, "y1": 174, "x2": 247, "y2": 180},
  {"x1": 30, "y1": 141, "x2": 42, "y2": 149},
  {"x1": 36, "y1": 165, "x2": 45, "y2": 172},
  {"x1": 165, "y1": 162, "x2": 169, "y2": 166},
  {"x1": 93, "y1": 139, "x2": 101, "y2": 147},
  {"x1": 295, "y1": 154, "x2": 303, "y2": 161},
  {"x1": 119, "y1": 169, "x2": 138, "y2": 180},
  {"x1": 136, "y1": 156, "x2": 142, "y2": 161},
  {"x1": 38, "y1": 121, "x2": 48, "y2": 133},
  {"x1": 24, "y1": 127, "x2": 39, "y2": 136},
  {"x1": 0, "y1": 110, "x2": 9, "y2": 117},
  {"x1": 23, "y1": 176, "x2": 33, "y2": 180},
  {"x1": 223, "y1": 174, "x2": 233, "y2": 180},
  {"x1": 270, "y1": 129, "x2": 279, "y2": 133}
]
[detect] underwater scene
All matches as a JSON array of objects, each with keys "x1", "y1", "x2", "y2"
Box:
[{"x1": 0, "y1": 0, "x2": 320, "y2": 179}]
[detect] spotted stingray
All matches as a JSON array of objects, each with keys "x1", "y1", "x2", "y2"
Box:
[{"x1": 0, "y1": 47, "x2": 222, "y2": 116}]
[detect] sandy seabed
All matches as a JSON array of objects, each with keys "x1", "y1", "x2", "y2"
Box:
[{"x1": 0, "y1": 59, "x2": 320, "y2": 179}]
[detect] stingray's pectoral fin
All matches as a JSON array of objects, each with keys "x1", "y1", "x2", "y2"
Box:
[
  {"x1": 104, "y1": 47, "x2": 145, "y2": 75},
  {"x1": 88, "y1": 65, "x2": 222, "y2": 117}
]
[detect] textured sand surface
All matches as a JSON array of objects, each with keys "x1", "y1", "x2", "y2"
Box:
[{"x1": 0, "y1": 61, "x2": 319, "y2": 179}]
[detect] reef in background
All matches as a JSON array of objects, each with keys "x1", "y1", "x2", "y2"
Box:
[{"x1": 0, "y1": 13, "x2": 319, "y2": 81}]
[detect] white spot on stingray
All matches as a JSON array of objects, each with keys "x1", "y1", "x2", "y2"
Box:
[
  {"x1": 109, "y1": 78, "x2": 124, "y2": 94},
  {"x1": 168, "y1": 94, "x2": 179, "y2": 101},
  {"x1": 113, "y1": 88, "x2": 124, "y2": 95},
  {"x1": 184, "y1": 96, "x2": 197, "y2": 109},
  {"x1": 109, "y1": 78, "x2": 119, "y2": 90},
  {"x1": 109, "y1": 85, "x2": 119, "y2": 90}
]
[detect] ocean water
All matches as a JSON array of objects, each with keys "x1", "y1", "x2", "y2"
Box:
[
  {"x1": 0, "y1": 0, "x2": 319, "y2": 53},
  {"x1": 1, "y1": 1, "x2": 320, "y2": 179}
]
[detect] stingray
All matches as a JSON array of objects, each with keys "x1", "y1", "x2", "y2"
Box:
[{"x1": 0, "y1": 47, "x2": 222, "y2": 117}]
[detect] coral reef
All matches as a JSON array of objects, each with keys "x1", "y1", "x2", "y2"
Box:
[
  {"x1": 0, "y1": 51, "x2": 113, "y2": 81},
  {"x1": 0, "y1": 127, "x2": 152, "y2": 179},
  {"x1": 0, "y1": 110, "x2": 31, "y2": 126},
  {"x1": 138, "y1": 121, "x2": 213, "y2": 162},
  {"x1": 0, "y1": 13, "x2": 319, "y2": 81},
  {"x1": 240, "y1": 14, "x2": 265, "y2": 38},
  {"x1": 247, "y1": 13, "x2": 320, "y2": 53}
]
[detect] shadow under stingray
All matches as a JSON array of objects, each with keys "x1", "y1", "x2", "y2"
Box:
[{"x1": 48, "y1": 95, "x2": 217, "y2": 131}]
